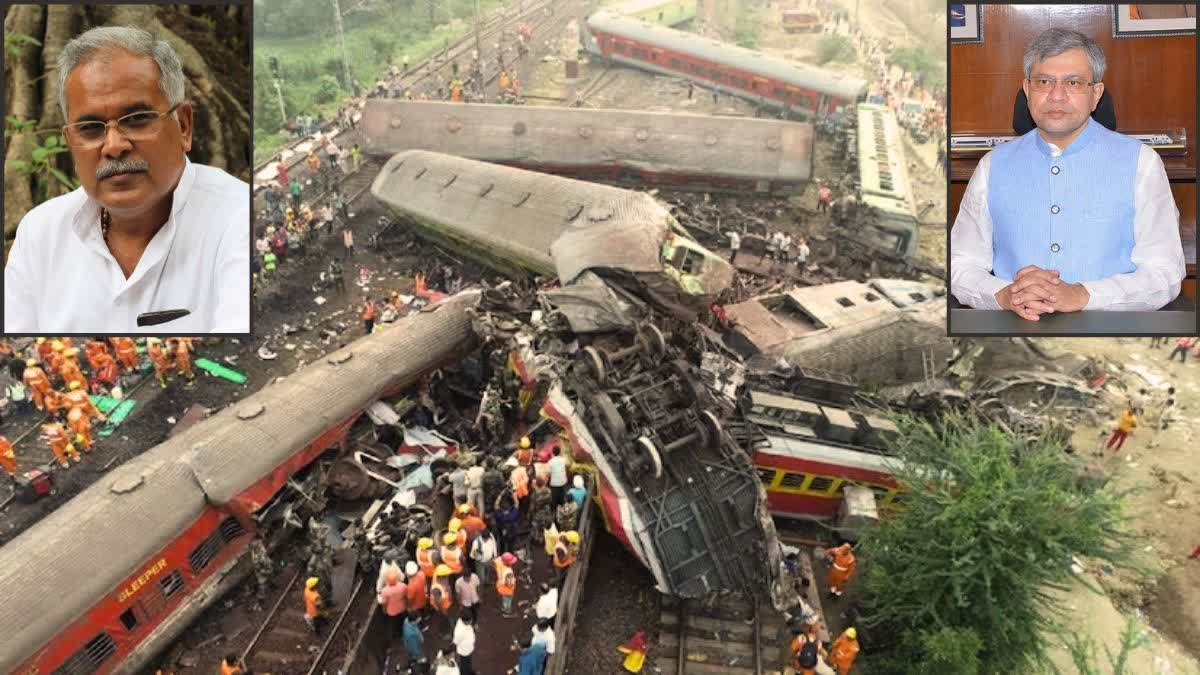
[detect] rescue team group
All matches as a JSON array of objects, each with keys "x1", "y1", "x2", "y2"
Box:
[
  {"x1": 237, "y1": 436, "x2": 588, "y2": 675},
  {"x1": 0, "y1": 337, "x2": 196, "y2": 478}
]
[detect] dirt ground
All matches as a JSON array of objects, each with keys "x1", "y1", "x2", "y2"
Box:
[{"x1": 1041, "y1": 337, "x2": 1200, "y2": 673}]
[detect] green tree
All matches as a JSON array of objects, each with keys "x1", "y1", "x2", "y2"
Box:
[
  {"x1": 856, "y1": 412, "x2": 1137, "y2": 674},
  {"x1": 817, "y1": 35, "x2": 855, "y2": 65},
  {"x1": 315, "y1": 74, "x2": 341, "y2": 103}
]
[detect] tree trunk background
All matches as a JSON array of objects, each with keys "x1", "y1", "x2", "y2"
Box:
[{"x1": 3, "y1": 3, "x2": 251, "y2": 255}]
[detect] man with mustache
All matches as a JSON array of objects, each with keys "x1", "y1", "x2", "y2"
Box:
[
  {"x1": 4, "y1": 26, "x2": 249, "y2": 333},
  {"x1": 950, "y1": 28, "x2": 1184, "y2": 321}
]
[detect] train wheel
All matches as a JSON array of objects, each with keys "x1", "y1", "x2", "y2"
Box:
[
  {"x1": 593, "y1": 391, "x2": 627, "y2": 446},
  {"x1": 639, "y1": 324, "x2": 667, "y2": 356},
  {"x1": 700, "y1": 410, "x2": 723, "y2": 449},
  {"x1": 581, "y1": 346, "x2": 607, "y2": 385},
  {"x1": 635, "y1": 435, "x2": 664, "y2": 480}
]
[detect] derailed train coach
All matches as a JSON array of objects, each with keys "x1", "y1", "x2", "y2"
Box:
[
  {"x1": 0, "y1": 295, "x2": 482, "y2": 675},
  {"x1": 582, "y1": 10, "x2": 867, "y2": 118},
  {"x1": 370, "y1": 149, "x2": 734, "y2": 318},
  {"x1": 359, "y1": 100, "x2": 814, "y2": 196}
]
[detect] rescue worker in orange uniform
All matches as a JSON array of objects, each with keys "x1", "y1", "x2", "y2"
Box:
[
  {"x1": 416, "y1": 537, "x2": 438, "y2": 578},
  {"x1": 429, "y1": 563, "x2": 454, "y2": 615},
  {"x1": 789, "y1": 627, "x2": 825, "y2": 675},
  {"x1": 60, "y1": 348, "x2": 86, "y2": 391},
  {"x1": 447, "y1": 517, "x2": 468, "y2": 550},
  {"x1": 63, "y1": 380, "x2": 106, "y2": 423},
  {"x1": 42, "y1": 421, "x2": 80, "y2": 468},
  {"x1": 828, "y1": 627, "x2": 860, "y2": 675},
  {"x1": 441, "y1": 532, "x2": 464, "y2": 576},
  {"x1": 219, "y1": 653, "x2": 243, "y2": 675},
  {"x1": 494, "y1": 551, "x2": 518, "y2": 616},
  {"x1": 147, "y1": 338, "x2": 172, "y2": 387},
  {"x1": 90, "y1": 351, "x2": 120, "y2": 390},
  {"x1": 22, "y1": 359, "x2": 52, "y2": 411},
  {"x1": 304, "y1": 576, "x2": 326, "y2": 633},
  {"x1": 552, "y1": 531, "x2": 579, "y2": 586},
  {"x1": 44, "y1": 388, "x2": 67, "y2": 421},
  {"x1": 84, "y1": 338, "x2": 111, "y2": 370},
  {"x1": 67, "y1": 406, "x2": 95, "y2": 453},
  {"x1": 115, "y1": 337, "x2": 139, "y2": 372},
  {"x1": 46, "y1": 340, "x2": 67, "y2": 382},
  {"x1": 516, "y1": 435, "x2": 533, "y2": 466},
  {"x1": 405, "y1": 561, "x2": 428, "y2": 615},
  {"x1": 34, "y1": 337, "x2": 52, "y2": 365},
  {"x1": 449, "y1": 79, "x2": 463, "y2": 102},
  {"x1": 362, "y1": 299, "x2": 377, "y2": 334},
  {"x1": 0, "y1": 436, "x2": 17, "y2": 481},
  {"x1": 826, "y1": 543, "x2": 856, "y2": 597},
  {"x1": 174, "y1": 338, "x2": 195, "y2": 381}
]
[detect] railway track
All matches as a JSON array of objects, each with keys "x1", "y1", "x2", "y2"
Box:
[
  {"x1": 240, "y1": 568, "x2": 368, "y2": 675},
  {"x1": 659, "y1": 594, "x2": 786, "y2": 675},
  {"x1": 253, "y1": 0, "x2": 560, "y2": 196}
]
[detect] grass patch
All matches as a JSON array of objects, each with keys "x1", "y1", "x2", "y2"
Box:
[{"x1": 253, "y1": 0, "x2": 505, "y2": 164}]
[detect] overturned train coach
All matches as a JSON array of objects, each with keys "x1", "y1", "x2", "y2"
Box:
[
  {"x1": 582, "y1": 10, "x2": 867, "y2": 118},
  {"x1": 359, "y1": 100, "x2": 814, "y2": 196},
  {"x1": 371, "y1": 149, "x2": 734, "y2": 317},
  {"x1": 0, "y1": 294, "x2": 482, "y2": 675}
]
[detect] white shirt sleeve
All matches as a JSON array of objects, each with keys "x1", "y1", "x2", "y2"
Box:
[
  {"x1": 211, "y1": 202, "x2": 251, "y2": 333},
  {"x1": 1080, "y1": 145, "x2": 1185, "y2": 310},
  {"x1": 3, "y1": 214, "x2": 41, "y2": 332},
  {"x1": 949, "y1": 152, "x2": 1008, "y2": 309}
]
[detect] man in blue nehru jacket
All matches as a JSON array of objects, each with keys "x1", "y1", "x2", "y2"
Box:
[{"x1": 950, "y1": 28, "x2": 1184, "y2": 321}]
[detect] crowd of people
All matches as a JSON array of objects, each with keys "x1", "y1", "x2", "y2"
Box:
[
  {"x1": 295, "y1": 435, "x2": 590, "y2": 675},
  {"x1": 0, "y1": 337, "x2": 196, "y2": 478}
]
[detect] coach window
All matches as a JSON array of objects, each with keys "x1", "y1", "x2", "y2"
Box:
[
  {"x1": 633, "y1": 48, "x2": 648, "y2": 59},
  {"x1": 53, "y1": 632, "x2": 117, "y2": 675},
  {"x1": 779, "y1": 472, "x2": 807, "y2": 490},
  {"x1": 188, "y1": 529, "x2": 224, "y2": 574},
  {"x1": 757, "y1": 467, "x2": 778, "y2": 485},
  {"x1": 119, "y1": 608, "x2": 139, "y2": 631},
  {"x1": 807, "y1": 475, "x2": 837, "y2": 494},
  {"x1": 671, "y1": 59, "x2": 682, "y2": 69}
]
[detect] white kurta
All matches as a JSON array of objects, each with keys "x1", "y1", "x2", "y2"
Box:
[{"x1": 4, "y1": 158, "x2": 250, "y2": 333}]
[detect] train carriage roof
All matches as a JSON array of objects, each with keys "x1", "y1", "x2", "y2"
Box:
[
  {"x1": 587, "y1": 11, "x2": 867, "y2": 101},
  {"x1": 856, "y1": 103, "x2": 915, "y2": 219},
  {"x1": 359, "y1": 100, "x2": 814, "y2": 184},
  {"x1": 0, "y1": 447, "x2": 207, "y2": 672},
  {"x1": 0, "y1": 294, "x2": 481, "y2": 673}
]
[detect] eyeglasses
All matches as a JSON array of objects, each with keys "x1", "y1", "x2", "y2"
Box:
[
  {"x1": 62, "y1": 104, "x2": 181, "y2": 148},
  {"x1": 1026, "y1": 78, "x2": 1097, "y2": 95}
]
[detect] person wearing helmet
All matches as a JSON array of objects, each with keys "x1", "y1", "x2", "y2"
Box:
[
  {"x1": 304, "y1": 577, "x2": 325, "y2": 633},
  {"x1": 113, "y1": 337, "x2": 138, "y2": 372},
  {"x1": 566, "y1": 474, "x2": 588, "y2": 509},
  {"x1": 59, "y1": 347, "x2": 85, "y2": 386},
  {"x1": 405, "y1": 560, "x2": 428, "y2": 614},
  {"x1": 829, "y1": 627, "x2": 859, "y2": 675},
  {"x1": 63, "y1": 380, "x2": 105, "y2": 423},
  {"x1": 552, "y1": 532, "x2": 578, "y2": 587},
  {"x1": 146, "y1": 338, "x2": 172, "y2": 387},
  {"x1": 416, "y1": 537, "x2": 439, "y2": 578},
  {"x1": 42, "y1": 421, "x2": 80, "y2": 468},
  {"x1": 441, "y1": 532, "x2": 464, "y2": 576},
  {"x1": 517, "y1": 435, "x2": 533, "y2": 466},
  {"x1": 430, "y1": 564, "x2": 454, "y2": 615},
  {"x1": 22, "y1": 359, "x2": 52, "y2": 411},
  {"x1": 67, "y1": 405, "x2": 95, "y2": 452},
  {"x1": 494, "y1": 551, "x2": 518, "y2": 616},
  {"x1": 34, "y1": 337, "x2": 52, "y2": 364},
  {"x1": 46, "y1": 340, "x2": 67, "y2": 377}
]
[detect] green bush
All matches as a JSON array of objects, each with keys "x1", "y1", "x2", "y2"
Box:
[{"x1": 315, "y1": 74, "x2": 340, "y2": 103}]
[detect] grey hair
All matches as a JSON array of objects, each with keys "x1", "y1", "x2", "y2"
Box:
[
  {"x1": 57, "y1": 26, "x2": 186, "y2": 120},
  {"x1": 1023, "y1": 28, "x2": 1106, "y2": 82}
]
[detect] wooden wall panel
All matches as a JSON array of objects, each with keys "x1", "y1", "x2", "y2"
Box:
[{"x1": 950, "y1": 4, "x2": 1197, "y2": 166}]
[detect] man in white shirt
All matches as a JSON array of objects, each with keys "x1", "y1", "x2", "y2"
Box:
[
  {"x1": 3, "y1": 26, "x2": 249, "y2": 334},
  {"x1": 452, "y1": 612, "x2": 477, "y2": 675},
  {"x1": 535, "y1": 582, "x2": 559, "y2": 622},
  {"x1": 950, "y1": 28, "x2": 1183, "y2": 321}
]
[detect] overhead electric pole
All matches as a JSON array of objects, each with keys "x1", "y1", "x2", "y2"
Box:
[{"x1": 330, "y1": 0, "x2": 356, "y2": 96}]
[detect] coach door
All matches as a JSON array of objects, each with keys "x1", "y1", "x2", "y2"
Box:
[
  {"x1": 818, "y1": 94, "x2": 831, "y2": 116},
  {"x1": 752, "y1": 76, "x2": 771, "y2": 99}
]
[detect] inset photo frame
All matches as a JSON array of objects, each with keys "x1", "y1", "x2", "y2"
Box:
[
  {"x1": 950, "y1": 4, "x2": 983, "y2": 44},
  {"x1": 1113, "y1": 4, "x2": 1196, "y2": 38}
]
